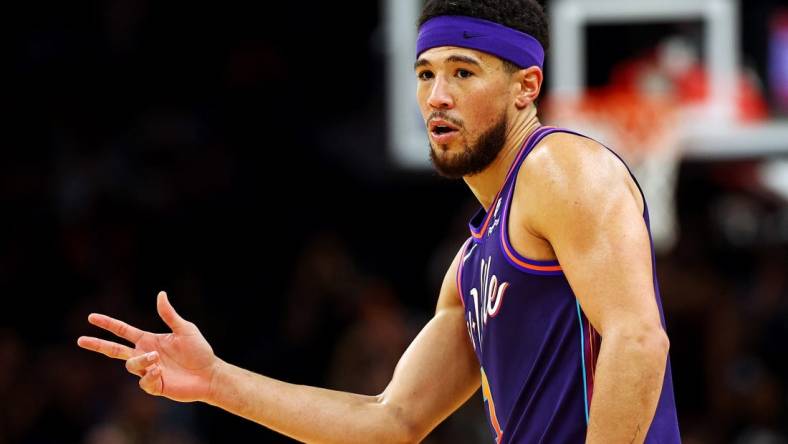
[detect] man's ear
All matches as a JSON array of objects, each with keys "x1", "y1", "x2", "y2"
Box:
[{"x1": 513, "y1": 66, "x2": 543, "y2": 109}]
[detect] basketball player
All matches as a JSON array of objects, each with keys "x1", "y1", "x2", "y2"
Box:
[{"x1": 78, "y1": 0, "x2": 681, "y2": 442}]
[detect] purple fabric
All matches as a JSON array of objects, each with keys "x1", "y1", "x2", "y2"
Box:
[{"x1": 416, "y1": 16, "x2": 544, "y2": 69}]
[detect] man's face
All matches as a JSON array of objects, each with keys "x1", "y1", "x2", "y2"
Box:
[{"x1": 415, "y1": 46, "x2": 513, "y2": 178}]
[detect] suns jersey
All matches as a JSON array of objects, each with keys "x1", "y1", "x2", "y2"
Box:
[{"x1": 456, "y1": 126, "x2": 681, "y2": 443}]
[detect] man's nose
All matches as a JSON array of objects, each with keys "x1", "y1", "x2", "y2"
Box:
[{"x1": 427, "y1": 77, "x2": 454, "y2": 109}]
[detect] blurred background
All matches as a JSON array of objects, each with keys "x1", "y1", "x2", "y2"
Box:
[{"x1": 3, "y1": 0, "x2": 787, "y2": 443}]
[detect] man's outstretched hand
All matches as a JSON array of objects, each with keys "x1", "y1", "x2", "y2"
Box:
[{"x1": 77, "y1": 291, "x2": 218, "y2": 403}]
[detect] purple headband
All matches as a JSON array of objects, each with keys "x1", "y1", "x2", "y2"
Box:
[{"x1": 416, "y1": 16, "x2": 544, "y2": 69}]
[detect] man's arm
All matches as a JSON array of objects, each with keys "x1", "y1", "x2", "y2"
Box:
[
  {"x1": 520, "y1": 133, "x2": 670, "y2": 444},
  {"x1": 79, "y1": 247, "x2": 479, "y2": 444}
]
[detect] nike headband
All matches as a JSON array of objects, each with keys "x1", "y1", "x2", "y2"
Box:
[{"x1": 416, "y1": 16, "x2": 544, "y2": 70}]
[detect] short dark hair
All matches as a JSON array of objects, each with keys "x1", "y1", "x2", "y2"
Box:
[{"x1": 418, "y1": 0, "x2": 549, "y2": 72}]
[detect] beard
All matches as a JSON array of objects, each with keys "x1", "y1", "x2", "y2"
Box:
[{"x1": 428, "y1": 111, "x2": 508, "y2": 179}]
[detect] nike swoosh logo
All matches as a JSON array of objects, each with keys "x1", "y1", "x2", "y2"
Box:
[
  {"x1": 463, "y1": 244, "x2": 478, "y2": 262},
  {"x1": 463, "y1": 31, "x2": 484, "y2": 39}
]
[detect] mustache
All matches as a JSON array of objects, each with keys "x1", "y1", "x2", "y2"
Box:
[{"x1": 427, "y1": 112, "x2": 464, "y2": 128}]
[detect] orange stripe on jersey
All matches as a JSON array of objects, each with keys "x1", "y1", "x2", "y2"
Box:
[
  {"x1": 472, "y1": 216, "x2": 492, "y2": 240},
  {"x1": 501, "y1": 236, "x2": 563, "y2": 272}
]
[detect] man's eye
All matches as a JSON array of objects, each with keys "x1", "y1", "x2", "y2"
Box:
[
  {"x1": 418, "y1": 71, "x2": 434, "y2": 80},
  {"x1": 456, "y1": 69, "x2": 473, "y2": 78}
]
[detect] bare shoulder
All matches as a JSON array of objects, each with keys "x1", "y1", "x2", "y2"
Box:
[
  {"x1": 515, "y1": 131, "x2": 643, "y2": 233},
  {"x1": 520, "y1": 132, "x2": 630, "y2": 190}
]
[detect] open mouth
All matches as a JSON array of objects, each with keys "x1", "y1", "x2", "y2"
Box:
[
  {"x1": 432, "y1": 126, "x2": 456, "y2": 135},
  {"x1": 429, "y1": 119, "x2": 460, "y2": 138}
]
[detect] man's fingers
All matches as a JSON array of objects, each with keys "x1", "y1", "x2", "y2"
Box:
[
  {"x1": 87, "y1": 313, "x2": 146, "y2": 344},
  {"x1": 139, "y1": 364, "x2": 163, "y2": 395},
  {"x1": 125, "y1": 351, "x2": 159, "y2": 376},
  {"x1": 156, "y1": 291, "x2": 191, "y2": 333},
  {"x1": 77, "y1": 336, "x2": 135, "y2": 360}
]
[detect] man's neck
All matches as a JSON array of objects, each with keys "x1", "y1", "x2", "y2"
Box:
[{"x1": 463, "y1": 111, "x2": 541, "y2": 211}]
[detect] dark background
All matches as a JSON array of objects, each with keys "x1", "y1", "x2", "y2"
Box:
[{"x1": 3, "y1": 1, "x2": 787, "y2": 443}]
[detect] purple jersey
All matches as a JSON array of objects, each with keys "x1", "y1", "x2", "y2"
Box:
[{"x1": 456, "y1": 127, "x2": 680, "y2": 443}]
